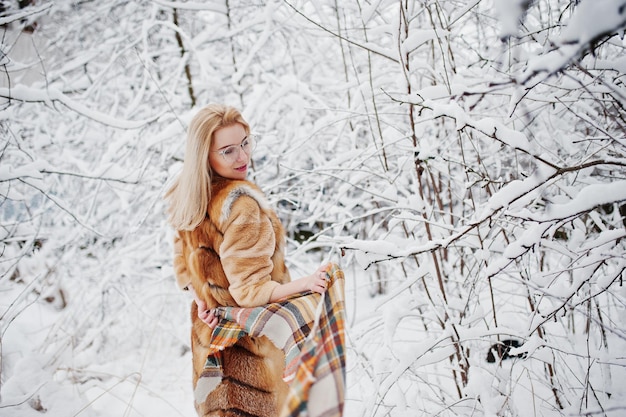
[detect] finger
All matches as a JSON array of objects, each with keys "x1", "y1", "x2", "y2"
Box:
[
  {"x1": 195, "y1": 298, "x2": 207, "y2": 311},
  {"x1": 199, "y1": 307, "x2": 213, "y2": 319}
]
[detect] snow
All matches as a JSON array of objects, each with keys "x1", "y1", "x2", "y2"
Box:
[
  {"x1": 528, "y1": 180, "x2": 626, "y2": 221},
  {"x1": 519, "y1": 0, "x2": 626, "y2": 82},
  {"x1": 0, "y1": 85, "x2": 159, "y2": 129},
  {"x1": 2, "y1": 1, "x2": 626, "y2": 417},
  {"x1": 0, "y1": 160, "x2": 47, "y2": 181},
  {"x1": 0, "y1": 3, "x2": 52, "y2": 27},
  {"x1": 415, "y1": 83, "x2": 467, "y2": 100},
  {"x1": 151, "y1": 1, "x2": 227, "y2": 14},
  {"x1": 401, "y1": 29, "x2": 449, "y2": 54},
  {"x1": 425, "y1": 100, "x2": 533, "y2": 153},
  {"x1": 559, "y1": 0, "x2": 626, "y2": 45},
  {"x1": 494, "y1": 0, "x2": 530, "y2": 39}
]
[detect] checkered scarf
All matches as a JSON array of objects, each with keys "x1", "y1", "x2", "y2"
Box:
[{"x1": 198, "y1": 263, "x2": 346, "y2": 417}]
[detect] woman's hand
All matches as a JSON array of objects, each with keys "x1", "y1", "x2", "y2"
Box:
[
  {"x1": 269, "y1": 263, "x2": 331, "y2": 302},
  {"x1": 190, "y1": 286, "x2": 219, "y2": 329},
  {"x1": 197, "y1": 302, "x2": 218, "y2": 329},
  {"x1": 303, "y1": 263, "x2": 331, "y2": 294}
]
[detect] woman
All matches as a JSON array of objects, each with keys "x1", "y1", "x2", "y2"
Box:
[{"x1": 165, "y1": 104, "x2": 330, "y2": 416}]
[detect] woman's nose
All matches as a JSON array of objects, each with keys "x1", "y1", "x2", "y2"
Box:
[{"x1": 235, "y1": 147, "x2": 248, "y2": 162}]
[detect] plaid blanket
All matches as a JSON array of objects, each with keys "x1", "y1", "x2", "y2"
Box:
[{"x1": 196, "y1": 263, "x2": 346, "y2": 417}]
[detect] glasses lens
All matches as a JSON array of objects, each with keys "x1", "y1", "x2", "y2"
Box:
[
  {"x1": 221, "y1": 135, "x2": 257, "y2": 163},
  {"x1": 244, "y1": 135, "x2": 256, "y2": 152},
  {"x1": 241, "y1": 135, "x2": 257, "y2": 155},
  {"x1": 221, "y1": 145, "x2": 238, "y2": 163}
]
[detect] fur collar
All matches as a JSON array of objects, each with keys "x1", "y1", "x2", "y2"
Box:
[{"x1": 211, "y1": 177, "x2": 271, "y2": 224}]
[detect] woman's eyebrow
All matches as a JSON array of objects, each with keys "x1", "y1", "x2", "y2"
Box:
[{"x1": 216, "y1": 136, "x2": 248, "y2": 150}]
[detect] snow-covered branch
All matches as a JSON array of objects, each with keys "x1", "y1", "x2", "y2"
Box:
[{"x1": 0, "y1": 85, "x2": 160, "y2": 129}]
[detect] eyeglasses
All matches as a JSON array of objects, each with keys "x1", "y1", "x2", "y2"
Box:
[{"x1": 212, "y1": 134, "x2": 258, "y2": 163}]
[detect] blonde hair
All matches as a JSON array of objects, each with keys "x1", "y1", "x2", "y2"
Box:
[{"x1": 165, "y1": 104, "x2": 250, "y2": 230}]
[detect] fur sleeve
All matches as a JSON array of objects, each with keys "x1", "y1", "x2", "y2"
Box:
[
  {"x1": 173, "y1": 230, "x2": 192, "y2": 290},
  {"x1": 218, "y1": 195, "x2": 280, "y2": 307}
]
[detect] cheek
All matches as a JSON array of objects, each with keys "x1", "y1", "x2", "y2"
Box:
[{"x1": 208, "y1": 153, "x2": 223, "y2": 172}]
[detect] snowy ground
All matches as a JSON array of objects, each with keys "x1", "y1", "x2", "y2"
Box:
[{"x1": 0, "y1": 258, "x2": 372, "y2": 417}]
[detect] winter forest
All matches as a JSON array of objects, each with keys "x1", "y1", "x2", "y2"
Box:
[{"x1": 1, "y1": 0, "x2": 625, "y2": 416}]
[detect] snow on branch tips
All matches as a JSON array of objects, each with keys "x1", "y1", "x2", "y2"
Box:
[
  {"x1": 0, "y1": 2, "x2": 52, "y2": 27},
  {"x1": 151, "y1": 0, "x2": 227, "y2": 14},
  {"x1": 521, "y1": 180, "x2": 626, "y2": 222},
  {"x1": 493, "y1": 0, "x2": 531, "y2": 40},
  {"x1": 0, "y1": 85, "x2": 159, "y2": 129},
  {"x1": 421, "y1": 100, "x2": 533, "y2": 154},
  {"x1": 519, "y1": 0, "x2": 626, "y2": 84}
]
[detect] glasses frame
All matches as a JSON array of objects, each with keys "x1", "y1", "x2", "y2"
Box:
[{"x1": 211, "y1": 134, "x2": 258, "y2": 163}]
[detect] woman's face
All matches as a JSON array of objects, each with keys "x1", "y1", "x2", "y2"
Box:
[{"x1": 209, "y1": 123, "x2": 251, "y2": 180}]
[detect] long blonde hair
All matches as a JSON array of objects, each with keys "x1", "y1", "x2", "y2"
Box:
[{"x1": 165, "y1": 104, "x2": 250, "y2": 230}]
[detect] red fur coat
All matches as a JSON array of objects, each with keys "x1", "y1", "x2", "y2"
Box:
[{"x1": 173, "y1": 177, "x2": 291, "y2": 416}]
